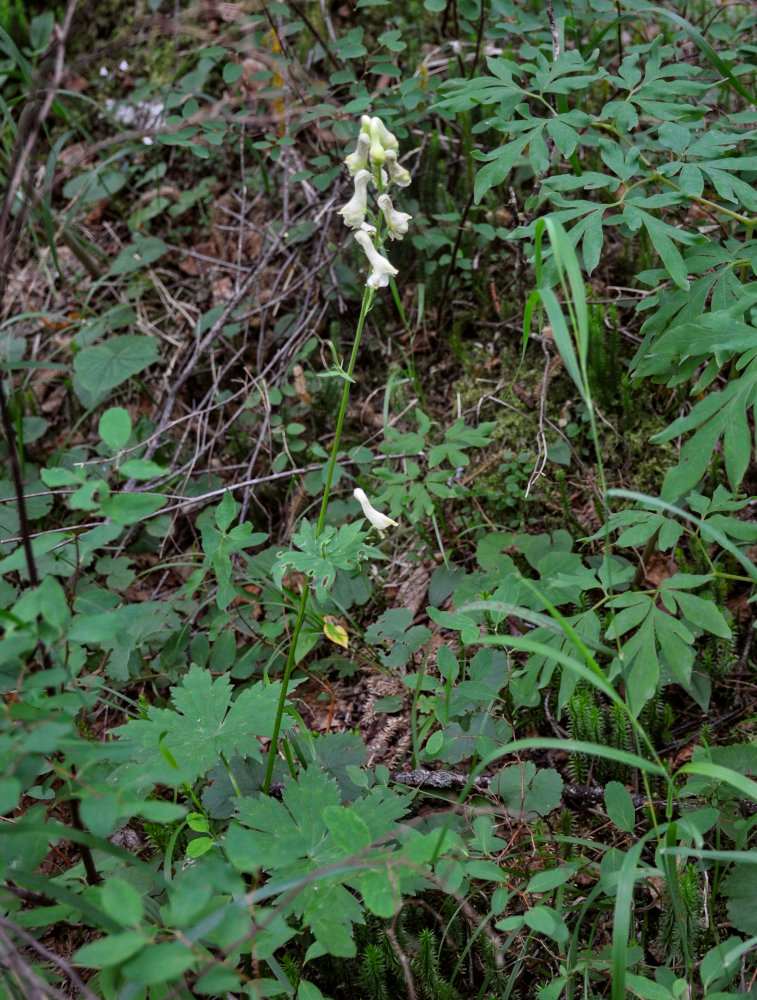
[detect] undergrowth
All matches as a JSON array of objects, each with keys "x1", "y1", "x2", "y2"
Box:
[{"x1": 1, "y1": 0, "x2": 757, "y2": 998}]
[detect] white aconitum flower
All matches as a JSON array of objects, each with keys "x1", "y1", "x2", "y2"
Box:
[
  {"x1": 371, "y1": 116, "x2": 399, "y2": 151},
  {"x1": 353, "y1": 488, "x2": 398, "y2": 533},
  {"x1": 338, "y1": 169, "x2": 372, "y2": 229},
  {"x1": 354, "y1": 230, "x2": 399, "y2": 288},
  {"x1": 344, "y1": 132, "x2": 371, "y2": 175},
  {"x1": 377, "y1": 194, "x2": 412, "y2": 240},
  {"x1": 359, "y1": 220, "x2": 377, "y2": 235},
  {"x1": 383, "y1": 150, "x2": 411, "y2": 188}
]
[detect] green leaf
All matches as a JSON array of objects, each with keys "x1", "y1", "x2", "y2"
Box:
[
  {"x1": 74, "y1": 930, "x2": 147, "y2": 968},
  {"x1": 74, "y1": 335, "x2": 159, "y2": 394},
  {"x1": 581, "y1": 209, "x2": 604, "y2": 275},
  {"x1": 107, "y1": 236, "x2": 168, "y2": 276},
  {"x1": 223, "y1": 61, "x2": 244, "y2": 84},
  {"x1": 186, "y1": 836, "x2": 214, "y2": 857},
  {"x1": 672, "y1": 591, "x2": 730, "y2": 638},
  {"x1": 474, "y1": 136, "x2": 530, "y2": 203},
  {"x1": 436, "y1": 644, "x2": 459, "y2": 682},
  {"x1": 637, "y1": 211, "x2": 689, "y2": 290},
  {"x1": 118, "y1": 459, "x2": 168, "y2": 479},
  {"x1": 361, "y1": 868, "x2": 399, "y2": 917},
  {"x1": 112, "y1": 666, "x2": 292, "y2": 785},
  {"x1": 721, "y1": 865, "x2": 757, "y2": 934},
  {"x1": 273, "y1": 520, "x2": 380, "y2": 605},
  {"x1": 491, "y1": 762, "x2": 563, "y2": 817},
  {"x1": 322, "y1": 805, "x2": 372, "y2": 853},
  {"x1": 605, "y1": 780, "x2": 636, "y2": 833},
  {"x1": 216, "y1": 490, "x2": 237, "y2": 532},
  {"x1": 122, "y1": 940, "x2": 197, "y2": 985},
  {"x1": 617, "y1": 614, "x2": 659, "y2": 716},
  {"x1": 700, "y1": 936, "x2": 753, "y2": 991},
  {"x1": 99, "y1": 492, "x2": 166, "y2": 525},
  {"x1": 523, "y1": 904, "x2": 569, "y2": 943},
  {"x1": 100, "y1": 877, "x2": 144, "y2": 927},
  {"x1": 99, "y1": 407, "x2": 132, "y2": 451},
  {"x1": 527, "y1": 863, "x2": 579, "y2": 894}
]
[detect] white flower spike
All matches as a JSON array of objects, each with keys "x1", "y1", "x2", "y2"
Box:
[
  {"x1": 338, "y1": 169, "x2": 372, "y2": 229},
  {"x1": 354, "y1": 230, "x2": 399, "y2": 288},
  {"x1": 377, "y1": 194, "x2": 412, "y2": 240},
  {"x1": 353, "y1": 488, "x2": 398, "y2": 534}
]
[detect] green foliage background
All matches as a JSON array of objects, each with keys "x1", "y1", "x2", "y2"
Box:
[{"x1": 1, "y1": 0, "x2": 757, "y2": 997}]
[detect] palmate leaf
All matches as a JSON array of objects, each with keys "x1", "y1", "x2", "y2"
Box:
[
  {"x1": 653, "y1": 358, "x2": 757, "y2": 497},
  {"x1": 111, "y1": 665, "x2": 291, "y2": 786},
  {"x1": 633, "y1": 308, "x2": 757, "y2": 382},
  {"x1": 272, "y1": 520, "x2": 384, "y2": 604},
  {"x1": 632, "y1": 241, "x2": 755, "y2": 360},
  {"x1": 608, "y1": 579, "x2": 730, "y2": 715}
]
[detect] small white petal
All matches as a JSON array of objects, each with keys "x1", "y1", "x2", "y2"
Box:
[
  {"x1": 99, "y1": 66, "x2": 109, "y2": 77},
  {"x1": 119, "y1": 59, "x2": 129, "y2": 71},
  {"x1": 354, "y1": 488, "x2": 398, "y2": 531}
]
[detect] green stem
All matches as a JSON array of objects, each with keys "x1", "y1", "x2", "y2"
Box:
[
  {"x1": 741, "y1": 220, "x2": 755, "y2": 282},
  {"x1": 220, "y1": 751, "x2": 242, "y2": 800},
  {"x1": 263, "y1": 286, "x2": 375, "y2": 793}
]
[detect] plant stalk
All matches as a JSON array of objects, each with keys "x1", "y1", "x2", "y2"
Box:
[{"x1": 263, "y1": 287, "x2": 374, "y2": 793}]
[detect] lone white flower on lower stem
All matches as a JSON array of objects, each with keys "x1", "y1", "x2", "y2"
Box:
[
  {"x1": 377, "y1": 194, "x2": 412, "y2": 240},
  {"x1": 338, "y1": 169, "x2": 372, "y2": 229},
  {"x1": 354, "y1": 230, "x2": 398, "y2": 288},
  {"x1": 354, "y1": 488, "x2": 398, "y2": 533}
]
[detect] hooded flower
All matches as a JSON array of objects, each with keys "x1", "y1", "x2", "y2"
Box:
[
  {"x1": 354, "y1": 230, "x2": 398, "y2": 288},
  {"x1": 377, "y1": 194, "x2": 412, "y2": 240},
  {"x1": 370, "y1": 116, "x2": 399, "y2": 152},
  {"x1": 344, "y1": 131, "x2": 371, "y2": 175},
  {"x1": 357, "y1": 115, "x2": 399, "y2": 171},
  {"x1": 353, "y1": 488, "x2": 398, "y2": 533},
  {"x1": 383, "y1": 149, "x2": 411, "y2": 188},
  {"x1": 338, "y1": 169, "x2": 372, "y2": 229}
]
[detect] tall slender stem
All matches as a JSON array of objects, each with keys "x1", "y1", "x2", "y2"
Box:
[{"x1": 263, "y1": 287, "x2": 374, "y2": 793}]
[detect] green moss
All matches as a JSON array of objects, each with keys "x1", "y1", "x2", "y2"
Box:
[{"x1": 448, "y1": 331, "x2": 679, "y2": 537}]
